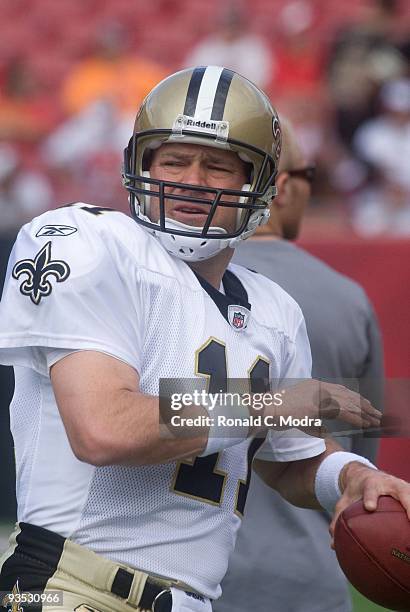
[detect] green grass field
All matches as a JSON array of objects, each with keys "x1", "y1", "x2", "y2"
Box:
[
  {"x1": 0, "y1": 522, "x2": 392, "y2": 611},
  {"x1": 351, "y1": 586, "x2": 391, "y2": 612}
]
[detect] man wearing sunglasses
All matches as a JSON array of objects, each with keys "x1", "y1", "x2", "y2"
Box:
[{"x1": 216, "y1": 120, "x2": 384, "y2": 612}]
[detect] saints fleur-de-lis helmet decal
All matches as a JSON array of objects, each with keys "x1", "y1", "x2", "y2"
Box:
[{"x1": 12, "y1": 241, "x2": 70, "y2": 305}]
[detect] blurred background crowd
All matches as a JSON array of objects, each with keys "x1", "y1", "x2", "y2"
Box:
[{"x1": 0, "y1": 0, "x2": 409, "y2": 238}]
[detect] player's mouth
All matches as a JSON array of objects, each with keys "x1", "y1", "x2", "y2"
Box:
[{"x1": 171, "y1": 204, "x2": 210, "y2": 224}]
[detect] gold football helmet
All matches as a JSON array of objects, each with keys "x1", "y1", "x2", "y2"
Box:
[{"x1": 123, "y1": 66, "x2": 282, "y2": 260}]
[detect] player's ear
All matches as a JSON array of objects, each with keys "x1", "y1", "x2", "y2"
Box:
[{"x1": 274, "y1": 171, "x2": 290, "y2": 208}]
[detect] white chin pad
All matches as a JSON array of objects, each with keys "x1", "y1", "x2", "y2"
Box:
[
  {"x1": 164, "y1": 217, "x2": 227, "y2": 236},
  {"x1": 156, "y1": 218, "x2": 230, "y2": 262}
]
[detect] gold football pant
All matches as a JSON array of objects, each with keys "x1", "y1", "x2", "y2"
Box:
[{"x1": 0, "y1": 523, "x2": 212, "y2": 612}]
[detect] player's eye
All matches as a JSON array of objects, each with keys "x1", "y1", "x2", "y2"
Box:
[{"x1": 208, "y1": 165, "x2": 231, "y2": 173}]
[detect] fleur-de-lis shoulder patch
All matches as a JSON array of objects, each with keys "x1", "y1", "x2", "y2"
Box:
[{"x1": 12, "y1": 241, "x2": 70, "y2": 305}]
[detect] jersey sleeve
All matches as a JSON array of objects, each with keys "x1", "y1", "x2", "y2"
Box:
[
  {"x1": 255, "y1": 429, "x2": 325, "y2": 462},
  {"x1": 279, "y1": 315, "x2": 312, "y2": 380},
  {"x1": 257, "y1": 308, "x2": 325, "y2": 462},
  {"x1": 0, "y1": 207, "x2": 145, "y2": 376}
]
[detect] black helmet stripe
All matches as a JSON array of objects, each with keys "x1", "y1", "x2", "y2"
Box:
[
  {"x1": 210, "y1": 68, "x2": 235, "y2": 121},
  {"x1": 183, "y1": 66, "x2": 206, "y2": 117}
]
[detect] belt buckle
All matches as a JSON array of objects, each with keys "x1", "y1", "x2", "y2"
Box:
[{"x1": 152, "y1": 588, "x2": 172, "y2": 612}]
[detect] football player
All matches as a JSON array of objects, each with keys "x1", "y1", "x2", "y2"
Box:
[{"x1": 0, "y1": 66, "x2": 408, "y2": 612}]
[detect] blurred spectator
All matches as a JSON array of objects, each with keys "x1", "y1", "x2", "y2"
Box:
[
  {"x1": 327, "y1": 0, "x2": 407, "y2": 148},
  {"x1": 350, "y1": 78, "x2": 410, "y2": 236},
  {"x1": 184, "y1": 1, "x2": 274, "y2": 90},
  {"x1": 260, "y1": 1, "x2": 333, "y2": 214},
  {"x1": 41, "y1": 100, "x2": 129, "y2": 212},
  {"x1": 270, "y1": 1, "x2": 325, "y2": 97},
  {"x1": 42, "y1": 100, "x2": 122, "y2": 167},
  {"x1": 0, "y1": 145, "x2": 53, "y2": 236},
  {"x1": 354, "y1": 78, "x2": 410, "y2": 188},
  {"x1": 350, "y1": 178, "x2": 410, "y2": 236},
  {"x1": 0, "y1": 57, "x2": 60, "y2": 142},
  {"x1": 41, "y1": 21, "x2": 167, "y2": 212},
  {"x1": 61, "y1": 21, "x2": 166, "y2": 117}
]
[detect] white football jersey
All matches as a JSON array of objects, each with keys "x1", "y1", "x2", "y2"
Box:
[{"x1": 0, "y1": 204, "x2": 324, "y2": 599}]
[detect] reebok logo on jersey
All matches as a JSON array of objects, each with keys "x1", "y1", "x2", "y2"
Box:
[
  {"x1": 36, "y1": 224, "x2": 78, "y2": 237},
  {"x1": 12, "y1": 241, "x2": 70, "y2": 305}
]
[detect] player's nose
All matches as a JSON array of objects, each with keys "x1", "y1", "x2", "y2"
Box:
[{"x1": 179, "y1": 161, "x2": 208, "y2": 188}]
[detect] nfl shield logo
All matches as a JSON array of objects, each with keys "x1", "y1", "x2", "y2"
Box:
[
  {"x1": 232, "y1": 311, "x2": 245, "y2": 329},
  {"x1": 228, "y1": 305, "x2": 250, "y2": 331}
]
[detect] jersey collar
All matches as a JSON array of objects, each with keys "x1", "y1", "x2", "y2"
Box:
[{"x1": 193, "y1": 269, "x2": 251, "y2": 329}]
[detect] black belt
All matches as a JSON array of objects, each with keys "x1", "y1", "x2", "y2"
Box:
[{"x1": 111, "y1": 567, "x2": 173, "y2": 611}]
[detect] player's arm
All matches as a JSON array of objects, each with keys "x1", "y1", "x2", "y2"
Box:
[
  {"x1": 253, "y1": 439, "x2": 410, "y2": 541},
  {"x1": 51, "y1": 350, "x2": 210, "y2": 466},
  {"x1": 253, "y1": 437, "x2": 343, "y2": 510},
  {"x1": 51, "y1": 349, "x2": 278, "y2": 466},
  {"x1": 51, "y1": 349, "x2": 382, "y2": 467}
]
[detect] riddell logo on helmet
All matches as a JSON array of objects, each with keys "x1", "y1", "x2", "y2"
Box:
[
  {"x1": 186, "y1": 118, "x2": 218, "y2": 130},
  {"x1": 172, "y1": 114, "x2": 229, "y2": 141}
]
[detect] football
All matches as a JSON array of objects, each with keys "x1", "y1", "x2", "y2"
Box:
[{"x1": 334, "y1": 496, "x2": 410, "y2": 610}]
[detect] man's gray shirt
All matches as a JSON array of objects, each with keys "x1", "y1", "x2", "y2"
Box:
[{"x1": 215, "y1": 239, "x2": 384, "y2": 612}]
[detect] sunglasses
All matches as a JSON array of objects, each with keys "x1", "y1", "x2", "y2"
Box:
[{"x1": 286, "y1": 165, "x2": 316, "y2": 185}]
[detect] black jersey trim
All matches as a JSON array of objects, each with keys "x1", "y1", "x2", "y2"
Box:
[{"x1": 194, "y1": 269, "x2": 251, "y2": 324}]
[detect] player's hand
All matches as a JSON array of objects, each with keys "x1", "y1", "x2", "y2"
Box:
[
  {"x1": 274, "y1": 380, "x2": 381, "y2": 433},
  {"x1": 329, "y1": 462, "x2": 410, "y2": 547}
]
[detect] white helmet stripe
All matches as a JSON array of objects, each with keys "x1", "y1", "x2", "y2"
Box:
[
  {"x1": 194, "y1": 66, "x2": 224, "y2": 122},
  {"x1": 183, "y1": 66, "x2": 234, "y2": 124}
]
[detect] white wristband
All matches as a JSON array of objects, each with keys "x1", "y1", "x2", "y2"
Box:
[
  {"x1": 314, "y1": 451, "x2": 377, "y2": 513},
  {"x1": 199, "y1": 401, "x2": 250, "y2": 457}
]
